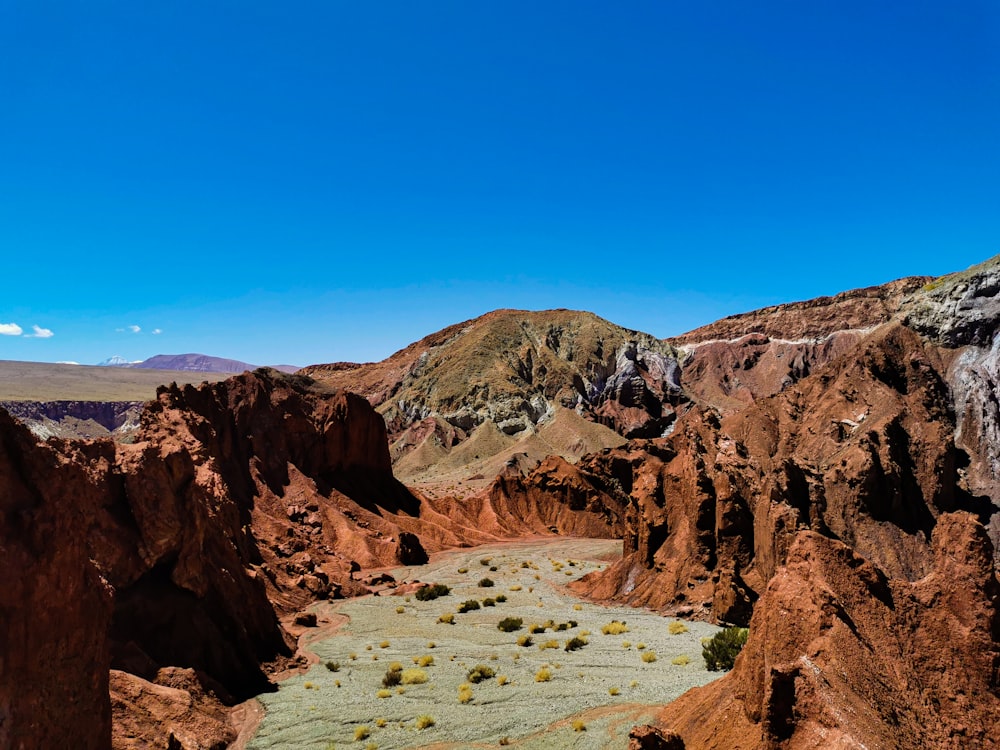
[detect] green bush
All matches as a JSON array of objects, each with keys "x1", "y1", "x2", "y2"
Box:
[
  {"x1": 564, "y1": 636, "x2": 588, "y2": 652},
  {"x1": 415, "y1": 583, "x2": 451, "y2": 601},
  {"x1": 482, "y1": 597, "x2": 496, "y2": 607},
  {"x1": 498, "y1": 617, "x2": 523, "y2": 632},
  {"x1": 702, "y1": 627, "x2": 749, "y2": 671},
  {"x1": 478, "y1": 577, "x2": 495, "y2": 588},
  {"x1": 467, "y1": 665, "x2": 495, "y2": 684},
  {"x1": 457, "y1": 599, "x2": 481, "y2": 613}
]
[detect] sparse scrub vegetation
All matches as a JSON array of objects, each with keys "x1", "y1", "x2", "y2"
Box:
[
  {"x1": 457, "y1": 567, "x2": 468, "y2": 574},
  {"x1": 478, "y1": 577, "x2": 494, "y2": 587},
  {"x1": 382, "y1": 664, "x2": 402, "y2": 687},
  {"x1": 482, "y1": 597, "x2": 496, "y2": 607},
  {"x1": 495, "y1": 594, "x2": 507, "y2": 603},
  {"x1": 572, "y1": 719, "x2": 586, "y2": 732},
  {"x1": 564, "y1": 636, "x2": 587, "y2": 651},
  {"x1": 703, "y1": 626, "x2": 749, "y2": 671},
  {"x1": 601, "y1": 620, "x2": 629, "y2": 635},
  {"x1": 457, "y1": 599, "x2": 481, "y2": 613},
  {"x1": 672, "y1": 654, "x2": 691, "y2": 666},
  {"x1": 516, "y1": 635, "x2": 533, "y2": 647},
  {"x1": 417, "y1": 654, "x2": 434, "y2": 667},
  {"x1": 376, "y1": 689, "x2": 391, "y2": 699},
  {"x1": 437, "y1": 612, "x2": 455, "y2": 624},
  {"x1": 458, "y1": 684, "x2": 473, "y2": 704},
  {"x1": 528, "y1": 623, "x2": 547, "y2": 634},
  {"x1": 415, "y1": 714, "x2": 435, "y2": 729},
  {"x1": 539, "y1": 639, "x2": 559, "y2": 650},
  {"x1": 608, "y1": 687, "x2": 620, "y2": 696},
  {"x1": 668, "y1": 621, "x2": 689, "y2": 635},
  {"x1": 535, "y1": 667, "x2": 552, "y2": 682},
  {"x1": 354, "y1": 726, "x2": 371, "y2": 741},
  {"x1": 325, "y1": 660, "x2": 340, "y2": 672},
  {"x1": 401, "y1": 668, "x2": 428, "y2": 684},
  {"x1": 641, "y1": 651, "x2": 658, "y2": 663},
  {"x1": 395, "y1": 606, "x2": 405, "y2": 614},
  {"x1": 467, "y1": 665, "x2": 495, "y2": 683},
  {"x1": 498, "y1": 617, "x2": 523, "y2": 632}
]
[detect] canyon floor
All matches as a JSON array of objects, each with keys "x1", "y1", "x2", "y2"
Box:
[{"x1": 245, "y1": 538, "x2": 722, "y2": 750}]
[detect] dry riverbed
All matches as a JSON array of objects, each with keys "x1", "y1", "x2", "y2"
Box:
[{"x1": 248, "y1": 539, "x2": 722, "y2": 749}]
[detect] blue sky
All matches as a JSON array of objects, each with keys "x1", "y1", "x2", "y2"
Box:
[{"x1": 2, "y1": 1, "x2": 997, "y2": 366}]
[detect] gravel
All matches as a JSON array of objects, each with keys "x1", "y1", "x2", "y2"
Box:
[{"x1": 248, "y1": 539, "x2": 722, "y2": 750}]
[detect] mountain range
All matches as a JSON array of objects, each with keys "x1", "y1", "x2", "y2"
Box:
[
  {"x1": 1, "y1": 255, "x2": 998, "y2": 749},
  {"x1": 98, "y1": 352, "x2": 299, "y2": 374}
]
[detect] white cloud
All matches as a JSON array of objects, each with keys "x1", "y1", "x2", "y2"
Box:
[
  {"x1": 0, "y1": 323, "x2": 22, "y2": 336},
  {"x1": 25, "y1": 325, "x2": 54, "y2": 339},
  {"x1": 152, "y1": 328, "x2": 162, "y2": 335},
  {"x1": 129, "y1": 324, "x2": 141, "y2": 333}
]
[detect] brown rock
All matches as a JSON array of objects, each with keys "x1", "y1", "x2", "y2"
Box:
[{"x1": 652, "y1": 512, "x2": 1000, "y2": 749}]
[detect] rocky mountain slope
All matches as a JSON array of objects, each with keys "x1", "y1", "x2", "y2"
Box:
[{"x1": 301, "y1": 309, "x2": 685, "y2": 482}]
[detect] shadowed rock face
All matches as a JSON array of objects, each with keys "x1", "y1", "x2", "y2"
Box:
[
  {"x1": 0, "y1": 370, "x2": 437, "y2": 747},
  {"x1": 0, "y1": 410, "x2": 114, "y2": 750},
  {"x1": 637, "y1": 512, "x2": 1000, "y2": 749}
]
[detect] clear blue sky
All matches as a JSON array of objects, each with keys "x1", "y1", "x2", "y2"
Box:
[{"x1": 2, "y1": 1, "x2": 997, "y2": 366}]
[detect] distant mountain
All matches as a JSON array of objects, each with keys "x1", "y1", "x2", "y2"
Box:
[
  {"x1": 98, "y1": 353, "x2": 299, "y2": 374},
  {"x1": 97, "y1": 355, "x2": 139, "y2": 367}
]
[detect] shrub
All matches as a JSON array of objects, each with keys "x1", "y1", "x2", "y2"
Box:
[
  {"x1": 415, "y1": 715, "x2": 435, "y2": 729},
  {"x1": 489, "y1": 565, "x2": 498, "y2": 571},
  {"x1": 573, "y1": 603, "x2": 583, "y2": 611},
  {"x1": 608, "y1": 686, "x2": 620, "y2": 696},
  {"x1": 375, "y1": 717, "x2": 387, "y2": 727},
  {"x1": 641, "y1": 651, "x2": 658, "y2": 663},
  {"x1": 401, "y1": 668, "x2": 428, "y2": 684},
  {"x1": 496, "y1": 594, "x2": 507, "y2": 602},
  {"x1": 601, "y1": 621, "x2": 629, "y2": 635},
  {"x1": 668, "y1": 621, "x2": 689, "y2": 635},
  {"x1": 672, "y1": 654, "x2": 691, "y2": 666},
  {"x1": 416, "y1": 583, "x2": 451, "y2": 602},
  {"x1": 458, "y1": 684, "x2": 473, "y2": 704},
  {"x1": 457, "y1": 567, "x2": 468, "y2": 574},
  {"x1": 482, "y1": 597, "x2": 496, "y2": 607},
  {"x1": 354, "y1": 726, "x2": 371, "y2": 741},
  {"x1": 376, "y1": 689, "x2": 391, "y2": 699},
  {"x1": 396, "y1": 606, "x2": 405, "y2": 614},
  {"x1": 538, "y1": 639, "x2": 559, "y2": 650},
  {"x1": 325, "y1": 660, "x2": 340, "y2": 672},
  {"x1": 564, "y1": 636, "x2": 587, "y2": 652},
  {"x1": 303, "y1": 681, "x2": 316, "y2": 690},
  {"x1": 426, "y1": 641, "x2": 436, "y2": 649},
  {"x1": 528, "y1": 623, "x2": 546, "y2": 634},
  {"x1": 417, "y1": 654, "x2": 434, "y2": 667},
  {"x1": 467, "y1": 665, "x2": 495, "y2": 684},
  {"x1": 497, "y1": 675, "x2": 509, "y2": 685},
  {"x1": 437, "y1": 613, "x2": 455, "y2": 624},
  {"x1": 516, "y1": 635, "x2": 533, "y2": 647},
  {"x1": 379, "y1": 640, "x2": 390, "y2": 649},
  {"x1": 478, "y1": 577, "x2": 495, "y2": 588},
  {"x1": 509, "y1": 585, "x2": 522, "y2": 591},
  {"x1": 636, "y1": 643, "x2": 646, "y2": 650},
  {"x1": 534, "y1": 667, "x2": 552, "y2": 682},
  {"x1": 457, "y1": 599, "x2": 481, "y2": 613},
  {"x1": 480, "y1": 558, "x2": 492, "y2": 566},
  {"x1": 572, "y1": 719, "x2": 586, "y2": 732},
  {"x1": 382, "y1": 665, "x2": 402, "y2": 687},
  {"x1": 497, "y1": 617, "x2": 523, "y2": 632},
  {"x1": 703, "y1": 627, "x2": 749, "y2": 671},
  {"x1": 555, "y1": 622, "x2": 568, "y2": 631},
  {"x1": 349, "y1": 652, "x2": 357, "y2": 660}
]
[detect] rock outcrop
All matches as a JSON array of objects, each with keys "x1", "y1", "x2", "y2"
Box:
[
  {"x1": 638, "y1": 512, "x2": 1000, "y2": 749},
  {"x1": 0, "y1": 410, "x2": 114, "y2": 750}
]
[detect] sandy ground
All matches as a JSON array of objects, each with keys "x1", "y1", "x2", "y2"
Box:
[{"x1": 247, "y1": 538, "x2": 722, "y2": 750}]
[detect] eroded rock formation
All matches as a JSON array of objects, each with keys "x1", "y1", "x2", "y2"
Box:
[{"x1": 637, "y1": 512, "x2": 1000, "y2": 749}]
